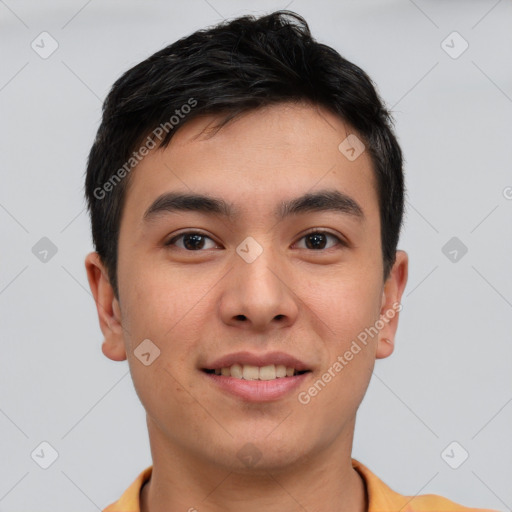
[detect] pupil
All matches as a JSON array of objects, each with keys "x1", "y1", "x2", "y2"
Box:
[
  {"x1": 306, "y1": 233, "x2": 326, "y2": 250},
  {"x1": 184, "y1": 234, "x2": 204, "y2": 250}
]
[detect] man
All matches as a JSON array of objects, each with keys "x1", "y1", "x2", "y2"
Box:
[{"x1": 84, "y1": 10, "x2": 497, "y2": 512}]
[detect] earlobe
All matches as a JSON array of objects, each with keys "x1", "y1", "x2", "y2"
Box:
[
  {"x1": 101, "y1": 337, "x2": 127, "y2": 361},
  {"x1": 84, "y1": 252, "x2": 127, "y2": 362},
  {"x1": 376, "y1": 337, "x2": 394, "y2": 359}
]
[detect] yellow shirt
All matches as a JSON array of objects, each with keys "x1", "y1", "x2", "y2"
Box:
[{"x1": 103, "y1": 458, "x2": 499, "y2": 512}]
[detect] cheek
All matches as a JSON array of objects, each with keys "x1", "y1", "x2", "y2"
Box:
[
  {"x1": 119, "y1": 258, "x2": 206, "y2": 337},
  {"x1": 120, "y1": 263, "x2": 220, "y2": 377},
  {"x1": 309, "y1": 269, "x2": 382, "y2": 340},
  {"x1": 128, "y1": 357, "x2": 202, "y2": 437}
]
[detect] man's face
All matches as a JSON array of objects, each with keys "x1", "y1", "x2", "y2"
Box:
[{"x1": 87, "y1": 102, "x2": 407, "y2": 472}]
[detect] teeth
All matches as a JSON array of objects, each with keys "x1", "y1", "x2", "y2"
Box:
[
  {"x1": 276, "y1": 364, "x2": 287, "y2": 378},
  {"x1": 230, "y1": 363, "x2": 243, "y2": 379},
  {"x1": 242, "y1": 364, "x2": 260, "y2": 380},
  {"x1": 213, "y1": 364, "x2": 302, "y2": 380},
  {"x1": 259, "y1": 365, "x2": 276, "y2": 380}
]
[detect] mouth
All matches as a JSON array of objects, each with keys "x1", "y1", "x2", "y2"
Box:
[
  {"x1": 200, "y1": 352, "x2": 313, "y2": 402},
  {"x1": 202, "y1": 364, "x2": 311, "y2": 380}
]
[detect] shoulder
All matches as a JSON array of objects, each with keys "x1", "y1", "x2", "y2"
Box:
[
  {"x1": 403, "y1": 492, "x2": 499, "y2": 512},
  {"x1": 351, "y1": 458, "x2": 499, "y2": 512},
  {"x1": 102, "y1": 465, "x2": 153, "y2": 512}
]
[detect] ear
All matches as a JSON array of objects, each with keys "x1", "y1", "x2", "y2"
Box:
[
  {"x1": 85, "y1": 252, "x2": 127, "y2": 362},
  {"x1": 375, "y1": 250, "x2": 408, "y2": 359}
]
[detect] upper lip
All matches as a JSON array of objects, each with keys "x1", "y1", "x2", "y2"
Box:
[{"x1": 203, "y1": 351, "x2": 311, "y2": 372}]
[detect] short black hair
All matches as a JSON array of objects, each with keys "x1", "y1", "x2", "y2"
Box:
[{"x1": 85, "y1": 10, "x2": 405, "y2": 299}]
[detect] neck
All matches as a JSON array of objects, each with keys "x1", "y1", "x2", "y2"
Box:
[{"x1": 140, "y1": 419, "x2": 367, "y2": 512}]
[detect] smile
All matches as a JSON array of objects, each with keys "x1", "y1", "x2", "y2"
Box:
[{"x1": 203, "y1": 364, "x2": 310, "y2": 380}]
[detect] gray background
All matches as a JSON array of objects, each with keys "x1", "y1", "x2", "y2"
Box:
[{"x1": 1, "y1": 0, "x2": 511, "y2": 510}]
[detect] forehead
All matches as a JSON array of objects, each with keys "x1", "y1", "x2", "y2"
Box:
[{"x1": 121, "y1": 102, "x2": 379, "y2": 227}]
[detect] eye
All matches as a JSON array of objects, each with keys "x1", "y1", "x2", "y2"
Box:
[
  {"x1": 294, "y1": 230, "x2": 345, "y2": 250},
  {"x1": 165, "y1": 229, "x2": 346, "y2": 251},
  {"x1": 165, "y1": 231, "x2": 218, "y2": 251}
]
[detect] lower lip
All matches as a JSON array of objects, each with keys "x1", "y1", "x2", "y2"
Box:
[{"x1": 202, "y1": 371, "x2": 310, "y2": 402}]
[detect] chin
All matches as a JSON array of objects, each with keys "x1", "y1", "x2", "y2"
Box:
[{"x1": 223, "y1": 433, "x2": 309, "y2": 473}]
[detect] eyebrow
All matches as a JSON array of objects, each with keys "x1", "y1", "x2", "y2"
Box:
[{"x1": 143, "y1": 189, "x2": 364, "y2": 223}]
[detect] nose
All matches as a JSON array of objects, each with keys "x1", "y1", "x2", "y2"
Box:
[{"x1": 218, "y1": 243, "x2": 299, "y2": 333}]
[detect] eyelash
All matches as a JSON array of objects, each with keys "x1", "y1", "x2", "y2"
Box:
[{"x1": 165, "y1": 229, "x2": 346, "y2": 251}]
